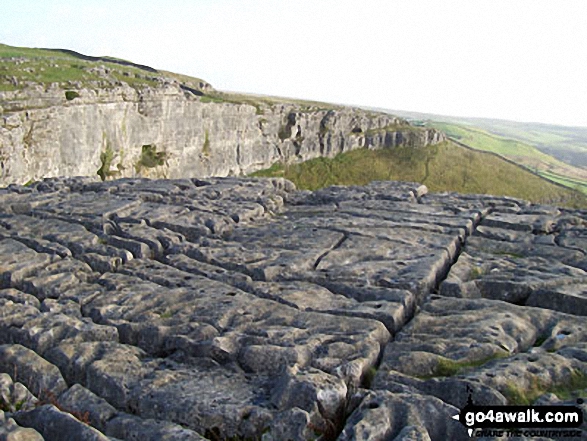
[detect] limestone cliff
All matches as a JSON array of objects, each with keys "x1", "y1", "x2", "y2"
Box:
[{"x1": 0, "y1": 83, "x2": 444, "y2": 186}]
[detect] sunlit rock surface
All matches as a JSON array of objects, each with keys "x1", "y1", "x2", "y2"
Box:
[
  {"x1": 0, "y1": 86, "x2": 444, "y2": 186},
  {"x1": 0, "y1": 177, "x2": 585, "y2": 440}
]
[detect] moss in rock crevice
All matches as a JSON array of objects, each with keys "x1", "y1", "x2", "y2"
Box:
[
  {"x1": 136, "y1": 144, "x2": 168, "y2": 170},
  {"x1": 502, "y1": 370, "x2": 587, "y2": 405},
  {"x1": 97, "y1": 145, "x2": 115, "y2": 181}
]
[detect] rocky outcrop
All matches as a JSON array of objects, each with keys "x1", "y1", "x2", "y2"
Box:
[
  {"x1": 0, "y1": 84, "x2": 444, "y2": 186},
  {"x1": 0, "y1": 176, "x2": 585, "y2": 440}
]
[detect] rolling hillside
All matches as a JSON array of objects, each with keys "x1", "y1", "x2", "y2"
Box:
[
  {"x1": 384, "y1": 109, "x2": 587, "y2": 194},
  {"x1": 252, "y1": 140, "x2": 587, "y2": 208},
  {"x1": 430, "y1": 122, "x2": 587, "y2": 194}
]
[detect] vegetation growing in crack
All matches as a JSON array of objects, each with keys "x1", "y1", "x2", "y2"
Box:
[
  {"x1": 159, "y1": 309, "x2": 173, "y2": 319},
  {"x1": 468, "y1": 266, "x2": 485, "y2": 280},
  {"x1": 35, "y1": 389, "x2": 91, "y2": 424},
  {"x1": 502, "y1": 370, "x2": 587, "y2": 405},
  {"x1": 533, "y1": 334, "x2": 549, "y2": 348},
  {"x1": 136, "y1": 144, "x2": 168, "y2": 170},
  {"x1": 202, "y1": 130, "x2": 211, "y2": 157},
  {"x1": 97, "y1": 144, "x2": 115, "y2": 181},
  {"x1": 278, "y1": 124, "x2": 292, "y2": 141},
  {"x1": 0, "y1": 395, "x2": 29, "y2": 412},
  {"x1": 361, "y1": 366, "x2": 378, "y2": 389},
  {"x1": 65, "y1": 90, "x2": 80, "y2": 100},
  {"x1": 415, "y1": 352, "x2": 509, "y2": 379}
]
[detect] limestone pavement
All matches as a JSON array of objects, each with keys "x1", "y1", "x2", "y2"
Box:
[{"x1": 0, "y1": 177, "x2": 585, "y2": 440}]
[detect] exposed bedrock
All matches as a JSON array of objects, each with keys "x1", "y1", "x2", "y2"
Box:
[
  {"x1": 0, "y1": 85, "x2": 444, "y2": 186},
  {"x1": 0, "y1": 176, "x2": 585, "y2": 440}
]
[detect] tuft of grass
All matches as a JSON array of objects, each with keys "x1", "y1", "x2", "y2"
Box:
[
  {"x1": 14, "y1": 399, "x2": 27, "y2": 411},
  {"x1": 97, "y1": 145, "x2": 115, "y2": 181},
  {"x1": 468, "y1": 266, "x2": 485, "y2": 280},
  {"x1": 503, "y1": 382, "x2": 534, "y2": 406},
  {"x1": 0, "y1": 396, "x2": 29, "y2": 412},
  {"x1": 433, "y1": 353, "x2": 508, "y2": 378},
  {"x1": 362, "y1": 366, "x2": 378, "y2": 388},
  {"x1": 137, "y1": 144, "x2": 167, "y2": 169},
  {"x1": 250, "y1": 141, "x2": 587, "y2": 208},
  {"x1": 65, "y1": 90, "x2": 80, "y2": 101},
  {"x1": 413, "y1": 352, "x2": 508, "y2": 380},
  {"x1": 533, "y1": 335, "x2": 549, "y2": 348},
  {"x1": 160, "y1": 310, "x2": 173, "y2": 319},
  {"x1": 0, "y1": 396, "x2": 9, "y2": 412}
]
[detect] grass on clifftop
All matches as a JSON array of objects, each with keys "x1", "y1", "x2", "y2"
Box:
[
  {"x1": 251, "y1": 141, "x2": 587, "y2": 208},
  {"x1": 0, "y1": 42, "x2": 207, "y2": 92},
  {"x1": 199, "y1": 90, "x2": 342, "y2": 115}
]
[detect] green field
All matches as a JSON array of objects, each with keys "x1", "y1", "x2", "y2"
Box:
[
  {"x1": 388, "y1": 110, "x2": 587, "y2": 166},
  {"x1": 427, "y1": 122, "x2": 587, "y2": 194},
  {"x1": 252, "y1": 141, "x2": 587, "y2": 208},
  {"x1": 435, "y1": 117, "x2": 587, "y2": 168},
  {"x1": 538, "y1": 170, "x2": 587, "y2": 194},
  {"x1": 386, "y1": 109, "x2": 587, "y2": 192}
]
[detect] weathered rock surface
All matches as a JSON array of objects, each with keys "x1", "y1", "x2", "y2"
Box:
[
  {"x1": 0, "y1": 176, "x2": 585, "y2": 440},
  {"x1": 0, "y1": 85, "x2": 444, "y2": 186}
]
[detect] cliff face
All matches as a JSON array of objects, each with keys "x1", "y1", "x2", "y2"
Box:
[{"x1": 0, "y1": 84, "x2": 445, "y2": 185}]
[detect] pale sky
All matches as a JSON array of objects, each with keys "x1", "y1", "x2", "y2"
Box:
[{"x1": 1, "y1": 0, "x2": 586, "y2": 127}]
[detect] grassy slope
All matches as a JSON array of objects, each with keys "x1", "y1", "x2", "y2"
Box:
[
  {"x1": 435, "y1": 117, "x2": 587, "y2": 167},
  {"x1": 387, "y1": 110, "x2": 587, "y2": 166},
  {"x1": 0, "y1": 43, "x2": 206, "y2": 92},
  {"x1": 0, "y1": 43, "x2": 340, "y2": 116},
  {"x1": 252, "y1": 141, "x2": 587, "y2": 208},
  {"x1": 428, "y1": 122, "x2": 587, "y2": 194}
]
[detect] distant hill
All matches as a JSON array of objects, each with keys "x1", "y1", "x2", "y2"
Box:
[{"x1": 381, "y1": 110, "x2": 587, "y2": 194}]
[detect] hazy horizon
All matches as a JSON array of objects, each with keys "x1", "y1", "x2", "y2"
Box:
[{"x1": 2, "y1": 0, "x2": 586, "y2": 128}]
